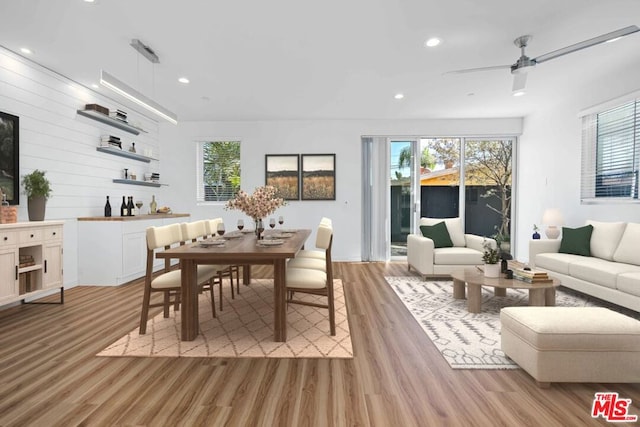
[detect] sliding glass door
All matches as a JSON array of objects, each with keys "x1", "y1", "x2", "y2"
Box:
[{"x1": 390, "y1": 139, "x2": 418, "y2": 257}]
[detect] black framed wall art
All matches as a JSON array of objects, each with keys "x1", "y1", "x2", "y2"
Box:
[
  {"x1": 265, "y1": 154, "x2": 300, "y2": 200},
  {"x1": 0, "y1": 111, "x2": 19, "y2": 205},
  {"x1": 301, "y1": 154, "x2": 335, "y2": 200}
]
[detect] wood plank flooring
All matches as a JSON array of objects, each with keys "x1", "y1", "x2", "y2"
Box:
[{"x1": 0, "y1": 262, "x2": 638, "y2": 426}]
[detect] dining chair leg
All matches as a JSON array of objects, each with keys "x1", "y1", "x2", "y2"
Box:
[
  {"x1": 208, "y1": 279, "x2": 216, "y2": 318},
  {"x1": 219, "y1": 272, "x2": 224, "y2": 312},
  {"x1": 139, "y1": 286, "x2": 152, "y2": 334},
  {"x1": 163, "y1": 291, "x2": 171, "y2": 318}
]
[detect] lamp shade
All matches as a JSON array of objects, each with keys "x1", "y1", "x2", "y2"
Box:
[
  {"x1": 542, "y1": 208, "x2": 564, "y2": 239},
  {"x1": 542, "y1": 208, "x2": 564, "y2": 226}
]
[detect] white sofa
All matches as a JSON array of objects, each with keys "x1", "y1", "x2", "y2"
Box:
[
  {"x1": 529, "y1": 220, "x2": 640, "y2": 312},
  {"x1": 407, "y1": 217, "x2": 496, "y2": 278}
]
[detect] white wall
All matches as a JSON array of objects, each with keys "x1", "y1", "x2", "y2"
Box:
[
  {"x1": 160, "y1": 118, "x2": 522, "y2": 261},
  {"x1": 517, "y1": 65, "x2": 640, "y2": 261},
  {"x1": 0, "y1": 47, "x2": 162, "y2": 287}
]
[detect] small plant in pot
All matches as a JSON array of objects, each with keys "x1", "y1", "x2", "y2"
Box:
[
  {"x1": 22, "y1": 170, "x2": 52, "y2": 221},
  {"x1": 482, "y1": 240, "x2": 500, "y2": 278},
  {"x1": 532, "y1": 224, "x2": 541, "y2": 240}
]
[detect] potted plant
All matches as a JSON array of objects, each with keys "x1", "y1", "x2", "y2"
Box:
[
  {"x1": 482, "y1": 240, "x2": 500, "y2": 278},
  {"x1": 532, "y1": 224, "x2": 541, "y2": 240},
  {"x1": 22, "y1": 169, "x2": 52, "y2": 221}
]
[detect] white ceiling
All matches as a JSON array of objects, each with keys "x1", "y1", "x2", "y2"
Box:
[{"x1": 1, "y1": 0, "x2": 639, "y2": 122}]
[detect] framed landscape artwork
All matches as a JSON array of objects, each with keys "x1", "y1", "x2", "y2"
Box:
[
  {"x1": 265, "y1": 154, "x2": 300, "y2": 200},
  {"x1": 301, "y1": 154, "x2": 336, "y2": 200},
  {"x1": 0, "y1": 111, "x2": 19, "y2": 205}
]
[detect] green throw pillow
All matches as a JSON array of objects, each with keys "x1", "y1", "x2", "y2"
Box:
[
  {"x1": 420, "y1": 221, "x2": 453, "y2": 248},
  {"x1": 558, "y1": 225, "x2": 594, "y2": 256}
]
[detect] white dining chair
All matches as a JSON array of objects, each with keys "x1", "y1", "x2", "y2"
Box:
[
  {"x1": 285, "y1": 224, "x2": 335, "y2": 335},
  {"x1": 139, "y1": 223, "x2": 218, "y2": 334}
]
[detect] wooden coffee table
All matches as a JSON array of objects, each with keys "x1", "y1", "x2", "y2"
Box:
[{"x1": 450, "y1": 268, "x2": 559, "y2": 313}]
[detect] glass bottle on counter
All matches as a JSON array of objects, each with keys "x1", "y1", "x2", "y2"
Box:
[
  {"x1": 150, "y1": 195, "x2": 157, "y2": 214},
  {"x1": 104, "y1": 196, "x2": 112, "y2": 217},
  {"x1": 127, "y1": 196, "x2": 135, "y2": 216},
  {"x1": 120, "y1": 196, "x2": 127, "y2": 216}
]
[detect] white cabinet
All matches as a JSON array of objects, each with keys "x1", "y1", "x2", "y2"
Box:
[
  {"x1": 0, "y1": 221, "x2": 64, "y2": 307},
  {"x1": 78, "y1": 214, "x2": 189, "y2": 286}
]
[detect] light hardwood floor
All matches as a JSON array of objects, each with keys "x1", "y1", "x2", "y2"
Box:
[{"x1": 0, "y1": 262, "x2": 638, "y2": 426}]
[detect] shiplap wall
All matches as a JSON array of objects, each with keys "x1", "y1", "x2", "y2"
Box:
[{"x1": 0, "y1": 46, "x2": 164, "y2": 287}]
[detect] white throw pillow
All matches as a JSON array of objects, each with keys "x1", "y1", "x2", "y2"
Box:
[
  {"x1": 613, "y1": 222, "x2": 640, "y2": 266},
  {"x1": 586, "y1": 220, "x2": 627, "y2": 261},
  {"x1": 420, "y1": 217, "x2": 466, "y2": 247}
]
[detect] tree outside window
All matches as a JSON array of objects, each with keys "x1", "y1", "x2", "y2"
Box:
[{"x1": 201, "y1": 141, "x2": 241, "y2": 202}]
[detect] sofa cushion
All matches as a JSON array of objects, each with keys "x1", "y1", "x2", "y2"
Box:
[
  {"x1": 559, "y1": 225, "x2": 593, "y2": 257},
  {"x1": 433, "y1": 247, "x2": 483, "y2": 265},
  {"x1": 586, "y1": 220, "x2": 627, "y2": 261},
  {"x1": 569, "y1": 258, "x2": 640, "y2": 290},
  {"x1": 420, "y1": 217, "x2": 465, "y2": 247},
  {"x1": 419, "y1": 221, "x2": 453, "y2": 248},
  {"x1": 613, "y1": 222, "x2": 640, "y2": 266},
  {"x1": 617, "y1": 273, "x2": 640, "y2": 297},
  {"x1": 535, "y1": 253, "x2": 582, "y2": 275}
]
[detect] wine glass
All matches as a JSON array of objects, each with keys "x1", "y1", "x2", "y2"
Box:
[
  {"x1": 278, "y1": 216, "x2": 284, "y2": 227},
  {"x1": 216, "y1": 222, "x2": 226, "y2": 237},
  {"x1": 237, "y1": 219, "x2": 244, "y2": 231},
  {"x1": 135, "y1": 200, "x2": 143, "y2": 215},
  {"x1": 269, "y1": 218, "x2": 276, "y2": 231}
]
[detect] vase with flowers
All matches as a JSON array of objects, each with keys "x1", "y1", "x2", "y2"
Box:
[
  {"x1": 482, "y1": 239, "x2": 500, "y2": 278},
  {"x1": 225, "y1": 185, "x2": 286, "y2": 239}
]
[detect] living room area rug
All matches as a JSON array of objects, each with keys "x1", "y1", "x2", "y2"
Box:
[
  {"x1": 385, "y1": 276, "x2": 639, "y2": 370},
  {"x1": 98, "y1": 279, "x2": 352, "y2": 358}
]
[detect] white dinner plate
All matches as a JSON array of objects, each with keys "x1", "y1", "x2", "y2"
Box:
[{"x1": 257, "y1": 239, "x2": 284, "y2": 246}]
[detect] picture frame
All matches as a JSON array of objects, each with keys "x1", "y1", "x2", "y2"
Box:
[
  {"x1": 265, "y1": 154, "x2": 300, "y2": 200},
  {"x1": 301, "y1": 154, "x2": 336, "y2": 200},
  {"x1": 0, "y1": 111, "x2": 19, "y2": 205}
]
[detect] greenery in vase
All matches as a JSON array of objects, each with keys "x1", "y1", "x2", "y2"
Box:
[
  {"x1": 482, "y1": 240, "x2": 499, "y2": 264},
  {"x1": 533, "y1": 224, "x2": 539, "y2": 232},
  {"x1": 22, "y1": 169, "x2": 52, "y2": 200}
]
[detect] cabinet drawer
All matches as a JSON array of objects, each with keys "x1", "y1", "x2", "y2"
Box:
[
  {"x1": 0, "y1": 231, "x2": 16, "y2": 247},
  {"x1": 44, "y1": 227, "x2": 63, "y2": 242},
  {"x1": 19, "y1": 229, "x2": 43, "y2": 245}
]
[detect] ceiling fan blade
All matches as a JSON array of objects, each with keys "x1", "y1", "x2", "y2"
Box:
[
  {"x1": 512, "y1": 73, "x2": 527, "y2": 93},
  {"x1": 444, "y1": 65, "x2": 511, "y2": 75},
  {"x1": 533, "y1": 25, "x2": 640, "y2": 64}
]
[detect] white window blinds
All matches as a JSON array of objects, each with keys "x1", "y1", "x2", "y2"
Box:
[
  {"x1": 196, "y1": 140, "x2": 241, "y2": 202},
  {"x1": 581, "y1": 99, "x2": 639, "y2": 203}
]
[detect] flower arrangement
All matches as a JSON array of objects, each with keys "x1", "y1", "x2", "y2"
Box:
[
  {"x1": 225, "y1": 185, "x2": 286, "y2": 220},
  {"x1": 482, "y1": 240, "x2": 499, "y2": 264}
]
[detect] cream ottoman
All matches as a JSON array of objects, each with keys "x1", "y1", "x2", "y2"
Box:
[{"x1": 500, "y1": 307, "x2": 640, "y2": 387}]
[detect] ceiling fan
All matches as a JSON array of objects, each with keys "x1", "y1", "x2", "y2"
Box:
[{"x1": 447, "y1": 25, "x2": 640, "y2": 95}]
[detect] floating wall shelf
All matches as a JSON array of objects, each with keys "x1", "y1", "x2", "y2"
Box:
[
  {"x1": 77, "y1": 109, "x2": 146, "y2": 135},
  {"x1": 96, "y1": 146, "x2": 156, "y2": 163},
  {"x1": 113, "y1": 179, "x2": 162, "y2": 188}
]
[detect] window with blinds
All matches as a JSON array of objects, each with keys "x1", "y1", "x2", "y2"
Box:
[
  {"x1": 196, "y1": 140, "x2": 241, "y2": 202},
  {"x1": 581, "y1": 99, "x2": 639, "y2": 203}
]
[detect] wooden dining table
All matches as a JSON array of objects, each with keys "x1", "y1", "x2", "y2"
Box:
[{"x1": 156, "y1": 229, "x2": 311, "y2": 342}]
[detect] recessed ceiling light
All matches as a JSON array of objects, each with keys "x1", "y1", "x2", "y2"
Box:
[
  {"x1": 425, "y1": 38, "x2": 441, "y2": 48},
  {"x1": 178, "y1": 77, "x2": 190, "y2": 84},
  {"x1": 84, "y1": 0, "x2": 96, "y2": 3},
  {"x1": 20, "y1": 47, "x2": 32, "y2": 55},
  {"x1": 91, "y1": 83, "x2": 99, "y2": 89},
  {"x1": 512, "y1": 90, "x2": 526, "y2": 97},
  {"x1": 394, "y1": 93, "x2": 404, "y2": 100}
]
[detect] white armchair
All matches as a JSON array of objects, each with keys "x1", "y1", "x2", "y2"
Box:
[{"x1": 407, "y1": 217, "x2": 496, "y2": 279}]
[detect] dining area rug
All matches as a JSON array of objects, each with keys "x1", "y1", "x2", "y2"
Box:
[
  {"x1": 98, "y1": 279, "x2": 352, "y2": 358},
  {"x1": 385, "y1": 276, "x2": 639, "y2": 370}
]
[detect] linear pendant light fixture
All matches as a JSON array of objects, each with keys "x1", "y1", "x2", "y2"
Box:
[{"x1": 100, "y1": 39, "x2": 177, "y2": 125}]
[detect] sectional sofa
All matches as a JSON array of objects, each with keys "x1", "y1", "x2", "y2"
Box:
[{"x1": 529, "y1": 220, "x2": 640, "y2": 312}]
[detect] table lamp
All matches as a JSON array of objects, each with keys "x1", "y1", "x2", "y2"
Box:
[{"x1": 542, "y1": 208, "x2": 564, "y2": 239}]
